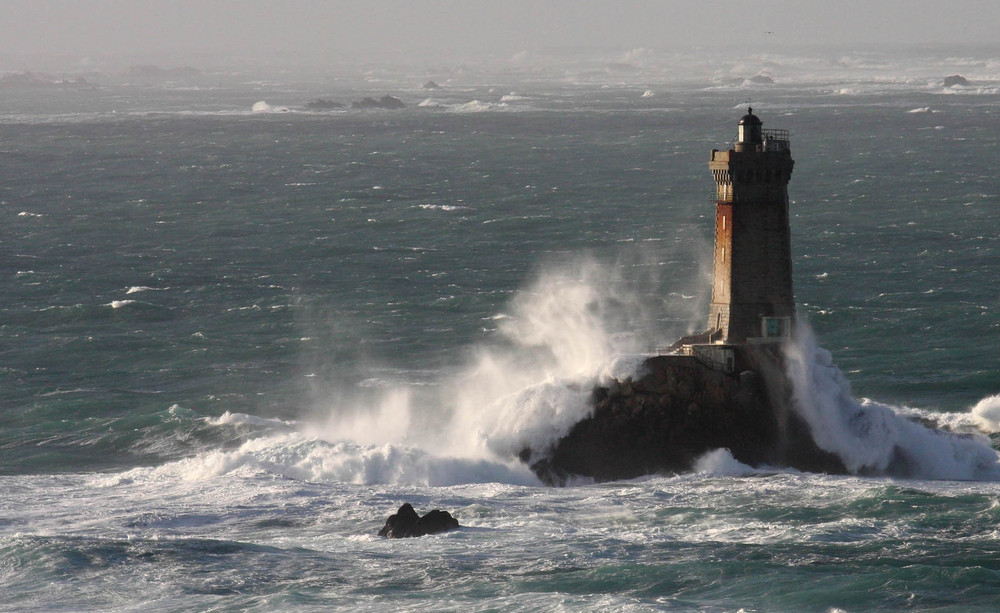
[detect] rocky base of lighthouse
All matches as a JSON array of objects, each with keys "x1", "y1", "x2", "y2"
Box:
[{"x1": 524, "y1": 344, "x2": 847, "y2": 485}]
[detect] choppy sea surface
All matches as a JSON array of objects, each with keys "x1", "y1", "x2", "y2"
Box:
[{"x1": 2, "y1": 52, "x2": 999, "y2": 611}]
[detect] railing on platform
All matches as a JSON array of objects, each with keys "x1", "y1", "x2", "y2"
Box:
[{"x1": 719, "y1": 128, "x2": 790, "y2": 152}]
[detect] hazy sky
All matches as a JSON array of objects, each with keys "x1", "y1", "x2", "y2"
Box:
[{"x1": 4, "y1": 0, "x2": 999, "y2": 68}]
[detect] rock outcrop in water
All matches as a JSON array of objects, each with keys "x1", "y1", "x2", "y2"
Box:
[
  {"x1": 306, "y1": 99, "x2": 344, "y2": 109},
  {"x1": 352, "y1": 95, "x2": 405, "y2": 109},
  {"x1": 943, "y1": 74, "x2": 970, "y2": 87},
  {"x1": 377, "y1": 503, "x2": 460, "y2": 538},
  {"x1": 526, "y1": 345, "x2": 847, "y2": 485},
  {"x1": 523, "y1": 109, "x2": 851, "y2": 485}
]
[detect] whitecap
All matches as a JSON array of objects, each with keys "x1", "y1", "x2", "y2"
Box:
[
  {"x1": 123, "y1": 432, "x2": 540, "y2": 487},
  {"x1": 451, "y1": 100, "x2": 508, "y2": 113},
  {"x1": 418, "y1": 203, "x2": 463, "y2": 211},
  {"x1": 126, "y1": 286, "x2": 169, "y2": 294},
  {"x1": 694, "y1": 449, "x2": 760, "y2": 475},
  {"x1": 251, "y1": 100, "x2": 289, "y2": 113},
  {"x1": 206, "y1": 410, "x2": 296, "y2": 429},
  {"x1": 971, "y1": 394, "x2": 1000, "y2": 432},
  {"x1": 108, "y1": 300, "x2": 136, "y2": 309}
]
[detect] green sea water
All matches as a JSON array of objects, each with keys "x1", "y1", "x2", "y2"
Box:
[{"x1": 0, "y1": 58, "x2": 998, "y2": 610}]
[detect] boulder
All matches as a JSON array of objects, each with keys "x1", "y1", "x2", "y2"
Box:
[
  {"x1": 306, "y1": 99, "x2": 344, "y2": 109},
  {"x1": 352, "y1": 95, "x2": 405, "y2": 109},
  {"x1": 943, "y1": 74, "x2": 970, "y2": 87},
  {"x1": 377, "y1": 503, "x2": 460, "y2": 538},
  {"x1": 377, "y1": 95, "x2": 405, "y2": 109},
  {"x1": 422, "y1": 80, "x2": 441, "y2": 90}
]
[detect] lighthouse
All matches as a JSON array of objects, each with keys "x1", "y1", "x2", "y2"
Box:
[
  {"x1": 530, "y1": 108, "x2": 844, "y2": 483},
  {"x1": 706, "y1": 107, "x2": 795, "y2": 345}
]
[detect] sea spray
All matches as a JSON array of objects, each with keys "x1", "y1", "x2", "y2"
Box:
[
  {"x1": 304, "y1": 253, "x2": 697, "y2": 483},
  {"x1": 785, "y1": 323, "x2": 1000, "y2": 480},
  {"x1": 971, "y1": 394, "x2": 1000, "y2": 432}
]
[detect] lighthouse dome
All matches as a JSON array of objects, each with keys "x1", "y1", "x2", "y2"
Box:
[
  {"x1": 736, "y1": 107, "x2": 763, "y2": 147},
  {"x1": 739, "y1": 107, "x2": 762, "y2": 126}
]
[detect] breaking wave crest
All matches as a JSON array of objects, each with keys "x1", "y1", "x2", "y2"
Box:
[
  {"x1": 785, "y1": 324, "x2": 1000, "y2": 480},
  {"x1": 971, "y1": 395, "x2": 1000, "y2": 432},
  {"x1": 103, "y1": 434, "x2": 539, "y2": 487}
]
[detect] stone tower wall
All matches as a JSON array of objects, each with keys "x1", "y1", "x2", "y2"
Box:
[{"x1": 708, "y1": 146, "x2": 795, "y2": 343}]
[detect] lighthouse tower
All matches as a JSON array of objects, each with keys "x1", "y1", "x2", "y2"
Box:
[{"x1": 706, "y1": 108, "x2": 795, "y2": 344}]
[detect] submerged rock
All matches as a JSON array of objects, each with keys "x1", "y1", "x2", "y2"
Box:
[
  {"x1": 526, "y1": 345, "x2": 847, "y2": 485},
  {"x1": 377, "y1": 503, "x2": 460, "y2": 538}
]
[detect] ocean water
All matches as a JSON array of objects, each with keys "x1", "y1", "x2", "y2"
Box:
[{"x1": 2, "y1": 52, "x2": 999, "y2": 611}]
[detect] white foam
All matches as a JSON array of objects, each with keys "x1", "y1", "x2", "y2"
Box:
[
  {"x1": 126, "y1": 285, "x2": 169, "y2": 294},
  {"x1": 251, "y1": 100, "x2": 289, "y2": 113},
  {"x1": 206, "y1": 410, "x2": 297, "y2": 429},
  {"x1": 971, "y1": 395, "x2": 1000, "y2": 432},
  {"x1": 110, "y1": 432, "x2": 540, "y2": 487},
  {"x1": 108, "y1": 300, "x2": 136, "y2": 309},
  {"x1": 694, "y1": 449, "x2": 758, "y2": 475},
  {"x1": 785, "y1": 324, "x2": 1000, "y2": 480},
  {"x1": 417, "y1": 98, "x2": 444, "y2": 108},
  {"x1": 451, "y1": 100, "x2": 508, "y2": 113},
  {"x1": 419, "y1": 203, "x2": 463, "y2": 211}
]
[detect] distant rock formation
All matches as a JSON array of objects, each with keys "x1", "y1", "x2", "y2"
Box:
[
  {"x1": 306, "y1": 99, "x2": 344, "y2": 109},
  {"x1": 352, "y1": 95, "x2": 405, "y2": 109},
  {"x1": 422, "y1": 80, "x2": 441, "y2": 90},
  {"x1": 377, "y1": 503, "x2": 460, "y2": 538},
  {"x1": 749, "y1": 74, "x2": 775, "y2": 84},
  {"x1": 525, "y1": 346, "x2": 847, "y2": 485},
  {"x1": 943, "y1": 74, "x2": 970, "y2": 87}
]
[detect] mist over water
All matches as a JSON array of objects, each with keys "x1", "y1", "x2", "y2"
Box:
[{"x1": 298, "y1": 254, "x2": 698, "y2": 485}]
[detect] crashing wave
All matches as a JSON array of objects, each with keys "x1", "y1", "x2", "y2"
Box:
[
  {"x1": 251, "y1": 100, "x2": 289, "y2": 113},
  {"x1": 785, "y1": 324, "x2": 1000, "y2": 480},
  {"x1": 451, "y1": 100, "x2": 508, "y2": 113}
]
